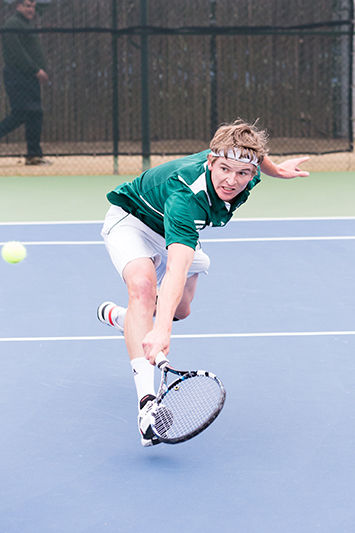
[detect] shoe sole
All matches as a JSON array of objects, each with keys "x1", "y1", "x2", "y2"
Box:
[
  {"x1": 141, "y1": 437, "x2": 161, "y2": 447},
  {"x1": 97, "y1": 301, "x2": 124, "y2": 332},
  {"x1": 25, "y1": 161, "x2": 53, "y2": 166},
  {"x1": 97, "y1": 301, "x2": 116, "y2": 325}
]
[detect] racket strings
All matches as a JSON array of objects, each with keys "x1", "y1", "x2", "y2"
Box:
[
  {"x1": 153, "y1": 375, "x2": 224, "y2": 440},
  {"x1": 154, "y1": 405, "x2": 174, "y2": 437}
]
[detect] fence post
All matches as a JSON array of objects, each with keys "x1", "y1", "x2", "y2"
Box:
[
  {"x1": 209, "y1": 0, "x2": 218, "y2": 138},
  {"x1": 140, "y1": 0, "x2": 150, "y2": 170},
  {"x1": 348, "y1": 0, "x2": 354, "y2": 150},
  {"x1": 112, "y1": 0, "x2": 119, "y2": 174}
]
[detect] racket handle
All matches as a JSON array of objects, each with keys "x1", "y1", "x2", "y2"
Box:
[{"x1": 155, "y1": 351, "x2": 170, "y2": 368}]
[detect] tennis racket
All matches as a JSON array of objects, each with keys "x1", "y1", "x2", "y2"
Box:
[{"x1": 150, "y1": 352, "x2": 226, "y2": 444}]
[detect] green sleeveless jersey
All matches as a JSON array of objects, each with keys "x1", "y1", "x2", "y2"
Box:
[{"x1": 107, "y1": 150, "x2": 261, "y2": 249}]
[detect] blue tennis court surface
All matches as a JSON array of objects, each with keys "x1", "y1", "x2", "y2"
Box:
[{"x1": 1, "y1": 218, "x2": 354, "y2": 533}]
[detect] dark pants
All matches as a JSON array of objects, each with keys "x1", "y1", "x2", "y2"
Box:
[
  {"x1": 0, "y1": 67, "x2": 43, "y2": 158},
  {"x1": 0, "y1": 108, "x2": 43, "y2": 157}
]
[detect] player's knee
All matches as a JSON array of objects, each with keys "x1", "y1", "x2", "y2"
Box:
[
  {"x1": 174, "y1": 305, "x2": 191, "y2": 321},
  {"x1": 126, "y1": 276, "x2": 156, "y2": 307}
]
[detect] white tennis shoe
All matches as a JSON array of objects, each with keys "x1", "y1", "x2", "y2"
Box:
[
  {"x1": 138, "y1": 394, "x2": 161, "y2": 447},
  {"x1": 97, "y1": 301, "x2": 126, "y2": 332}
]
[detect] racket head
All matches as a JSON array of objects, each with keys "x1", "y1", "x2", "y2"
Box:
[{"x1": 151, "y1": 369, "x2": 226, "y2": 444}]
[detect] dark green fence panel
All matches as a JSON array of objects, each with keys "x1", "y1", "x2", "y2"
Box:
[{"x1": 0, "y1": 0, "x2": 353, "y2": 158}]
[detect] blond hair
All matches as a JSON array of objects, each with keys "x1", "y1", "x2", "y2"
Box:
[{"x1": 209, "y1": 118, "x2": 269, "y2": 165}]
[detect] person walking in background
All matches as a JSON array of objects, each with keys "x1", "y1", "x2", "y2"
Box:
[{"x1": 0, "y1": 0, "x2": 51, "y2": 165}]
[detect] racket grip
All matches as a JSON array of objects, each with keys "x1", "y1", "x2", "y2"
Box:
[{"x1": 155, "y1": 351, "x2": 170, "y2": 368}]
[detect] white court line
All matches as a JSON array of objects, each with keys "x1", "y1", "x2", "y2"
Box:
[
  {"x1": 232, "y1": 216, "x2": 355, "y2": 222},
  {"x1": 202, "y1": 236, "x2": 355, "y2": 243},
  {"x1": 0, "y1": 241, "x2": 103, "y2": 246},
  {"x1": 0, "y1": 216, "x2": 355, "y2": 226},
  {"x1": 1, "y1": 331, "x2": 354, "y2": 342},
  {"x1": 0, "y1": 220, "x2": 103, "y2": 226},
  {"x1": 1, "y1": 236, "x2": 355, "y2": 246}
]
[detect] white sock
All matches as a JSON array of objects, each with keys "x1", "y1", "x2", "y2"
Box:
[
  {"x1": 130, "y1": 357, "x2": 156, "y2": 404},
  {"x1": 111, "y1": 306, "x2": 127, "y2": 329}
]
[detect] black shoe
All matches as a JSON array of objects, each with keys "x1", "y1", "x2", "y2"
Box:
[{"x1": 25, "y1": 156, "x2": 52, "y2": 166}]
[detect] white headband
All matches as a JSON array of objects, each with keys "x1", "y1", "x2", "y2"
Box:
[{"x1": 210, "y1": 149, "x2": 259, "y2": 167}]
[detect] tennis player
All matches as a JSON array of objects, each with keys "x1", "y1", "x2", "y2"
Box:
[{"x1": 98, "y1": 118, "x2": 309, "y2": 446}]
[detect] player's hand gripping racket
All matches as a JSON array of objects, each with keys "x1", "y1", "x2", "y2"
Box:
[{"x1": 150, "y1": 352, "x2": 226, "y2": 444}]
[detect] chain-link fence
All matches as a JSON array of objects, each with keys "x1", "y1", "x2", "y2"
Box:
[{"x1": 0, "y1": 0, "x2": 353, "y2": 175}]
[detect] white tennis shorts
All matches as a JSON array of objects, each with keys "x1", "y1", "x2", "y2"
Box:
[{"x1": 101, "y1": 205, "x2": 210, "y2": 285}]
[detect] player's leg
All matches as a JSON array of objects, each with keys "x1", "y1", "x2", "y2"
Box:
[
  {"x1": 173, "y1": 245, "x2": 210, "y2": 320},
  {"x1": 174, "y1": 273, "x2": 199, "y2": 320},
  {"x1": 122, "y1": 256, "x2": 157, "y2": 360},
  {"x1": 123, "y1": 257, "x2": 164, "y2": 445},
  {"x1": 99, "y1": 207, "x2": 164, "y2": 445}
]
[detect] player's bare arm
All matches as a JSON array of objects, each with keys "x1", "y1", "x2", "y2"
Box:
[
  {"x1": 260, "y1": 155, "x2": 310, "y2": 178},
  {"x1": 143, "y1": 243, "x2": 195, "y2": 364}
]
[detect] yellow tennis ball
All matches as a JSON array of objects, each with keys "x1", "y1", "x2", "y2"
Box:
[{"x1": 1, "y1": 241, "x2": 27, "y2": 264}]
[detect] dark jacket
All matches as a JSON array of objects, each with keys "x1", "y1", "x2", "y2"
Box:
[{"x1": 2, "y1": 11, "x2": 46, "y2": 75}]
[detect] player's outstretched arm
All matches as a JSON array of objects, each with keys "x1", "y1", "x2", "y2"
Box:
[
  {"x1": 260, "y1": 155, "x2": 310, "y2": 179},
  {"x1": 142, "y1": 243, "x2": 195, "y2": 364}
]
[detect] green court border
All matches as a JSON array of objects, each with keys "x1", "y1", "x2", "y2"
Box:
[{"x1": 1, "y1": 171, "x2": 354, "y2": 222}]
